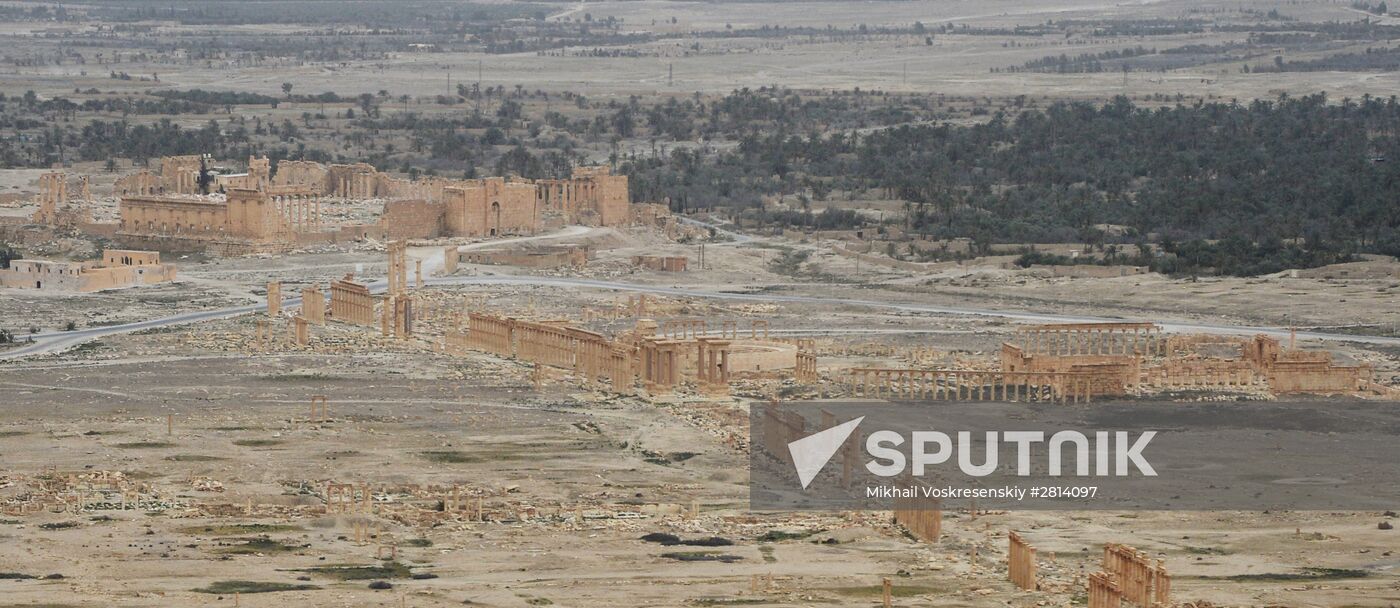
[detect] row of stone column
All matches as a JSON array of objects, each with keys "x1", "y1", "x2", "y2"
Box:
[
  {"x1": 380, "y1": 294, "x2": 413, "y2": 339},
  {"x1": 641, "y1": 339, "x2": 682, "y2": 394},
  {"x1": 330, "y1": 274, "x2": 374, "y2": 325},
  {"x1": 335, "y1": 173, "x2": 379, "y2": 199},
  {"x1": 1008, "y1": 532, "x2": 1037, "y2": 591},
  {"x1": 892, "y1": 498, "x2": 942, "y2": 542},
  {"x1": 695, "y1": 338, "x2": 732, "y2": 396},
  {"x1": 386, "y1": 241, "x2": 408, "y2": 296},
  {"x1": 251, "y1": 315, "x2": 313, "y2": 350},
  {"x1": 1088, "y1": 572, "x2": 1121, "y2": 608},
  {"x1": 272, "y1": 194, "x2": 323, "y2": 232},
  {"x1": 847, "y1": 368, "x2": 1100, "y2": 404},
  {"x1": 516, "y1": 322, "x2": 576, "y2": 368},
  {"x1": 169, "y1": 170, "x2": 197, "y2": 194},
  {"x1": 795, "y1": 352, "x2": 818, "y2": 382},
  {"x1": 1020, "y1": 326, "x2": 1163, "y2": 357},
  {"x1": 467, "y1": 313, "x2": 515, "y2": 357},
  {"x1": 660, "y1": 318, "x2": 772, "y2": 340},
  {"x1": 571, "y1": 330, "x2": 612, "y2": 388},
  {"x1": 449, "y1": 313, "x2": 747, "y2": 398},
  {"x1": 760, "y1": 402, "x2": 807, "y2": 466},
  {"x1": 1144, "y1": 364, "x2": 1258, "y2": 389},
  {"x1": 537, "y1": 181, "x2": 577, "y2": 213},
  {"x1": 302, "y1": 286, "x2": 325, "y2": 324},
  {"x1": 1102, "y1": 544, "x2": 1170, "y2": 607},
  {"x1": 116, "y1": 170, "x2": 161, "y2": 196},
  {"x1": 662, "y1": 319, "x2": 707, "y2": 339},
  {"x1": 325, "y1": 482, "x2": 372, "y2": 514},
  {"x1": 39, "y1": 172, "x2": 68, "y2": 205}
]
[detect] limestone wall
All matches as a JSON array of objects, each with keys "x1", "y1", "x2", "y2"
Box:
[
  {"x1": 0, "y1": 260, "x2": 88, "y2": 290},
  {"x1": 119, "y1": 196, "x2": 229, "y2": 239},
  {"x1": 444, "y1": 178, "x2": 538, "y2": 237},
  {"x1": 381, "y1": 199, "x2": 444, "y2": 239},
  {"x1": 1268, "y1": 360, "x2": 1369, "y2": 393},
  {"x1": 632, "y1": 255, "x2": 688, "y2": 272},
  {"x1": 0, "y1": 250, "x2": 175, "y2": 292},
  {"x1": 272, "y1": 160, "x2": 333, "y2": 194}
]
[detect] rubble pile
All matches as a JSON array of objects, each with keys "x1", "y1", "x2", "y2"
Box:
[{"x1": 1, "y1": 469, "x2": 185, "y2": 515}]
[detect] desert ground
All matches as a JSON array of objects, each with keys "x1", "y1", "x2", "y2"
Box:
[{"x1": 2, "y1": 0, "x2": 1397, "y2": 102}]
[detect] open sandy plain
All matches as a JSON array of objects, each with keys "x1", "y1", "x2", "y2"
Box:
[{"x1": 3, "y1": 0, "x2": 1398, "y2": 103}]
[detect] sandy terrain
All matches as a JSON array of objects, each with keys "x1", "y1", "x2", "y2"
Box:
[{"x1": 3, "y1": 0, "x2": 1395, "y2": 104}]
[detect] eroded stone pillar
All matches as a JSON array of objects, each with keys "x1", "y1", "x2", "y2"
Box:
[{"x1": 267, "y1": 281, "x2": 282, "y2": 316}]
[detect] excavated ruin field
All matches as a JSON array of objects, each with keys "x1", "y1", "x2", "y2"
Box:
[
  {"x1": 0, "y1": 349, "x2": 1397, "y2": 607},
  {"x1": 2, "y1": 254, "x2": 1399, "y2": 605}
]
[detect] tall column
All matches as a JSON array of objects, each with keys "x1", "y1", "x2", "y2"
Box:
[{"x1": 267, "y1": 281, "x2": 281, "y2": 316}]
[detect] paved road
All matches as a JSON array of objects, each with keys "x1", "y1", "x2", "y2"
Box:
[
  {"x1": 676, "y1": 216, "x2": 753, "y2": 244},
  {"x1": 6, "y1": 273, "x2": 1398, "y2": 361}
]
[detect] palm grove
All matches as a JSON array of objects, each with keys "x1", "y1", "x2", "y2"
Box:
[{"x1": 625, "y1": 92, "x2": 1400, "y2": 276}]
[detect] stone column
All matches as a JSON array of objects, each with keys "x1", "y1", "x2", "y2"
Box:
[{"x1": 267, "y1": 281, "x2": 281, "y2": 316}]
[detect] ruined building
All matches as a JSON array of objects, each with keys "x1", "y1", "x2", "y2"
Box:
[
  {"x1": 0, "y1": 249, "x2": 176, "y2": 292},
  {"x1": 847, "y1": 321, "x2": 1385, "y2": 403},
  {"x1": 106, "y1": 156, "x2": 633, "y2": 255},
  {"x1": 117, "y1": 188, "x2": 324, "y2": 255},
  {"x1": 997, "y1": 322, "x2": 1376, "y2": 397},
  {"x1": 536, "y1": 166, "x2": 631, "y2": 228},
  {"x1": 265, "y1": 159, "x2": 629, "y2": 234},
  {"x1": 30, "y1": 172, "x2": 92, "y2": 227}
]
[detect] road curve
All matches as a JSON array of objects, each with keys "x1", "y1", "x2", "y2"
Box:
[
  {"x1": 675, "y1": 216, "x2": 753, "y2": 244},
  {"x1": 5, "y1": 274, "x2": 1398, "y2": 361}
]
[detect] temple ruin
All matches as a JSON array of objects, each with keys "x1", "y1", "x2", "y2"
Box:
[
  {"x1": 841, "y1": 321, "x2": 1382, "y2": 401},
  {"x1": 25, "y1": 155, "x2": 638, "y2": 257},
  {"x1": 30, "y1": 171, "x2": 91, "y2": 227}
]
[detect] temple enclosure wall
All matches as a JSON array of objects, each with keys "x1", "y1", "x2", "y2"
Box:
[
  {"x1": 444, "y1": 177, "x2": 540, "y2": 237},
  {"x1": 991, "y1": 323, "x2": 1373, "y2": 398},
  {"x1": 94, "y1": 156, "x2": 635, "y2": 255},
  {"x1": 381, "y1": 199, "x2": 445, "y2": 240}
]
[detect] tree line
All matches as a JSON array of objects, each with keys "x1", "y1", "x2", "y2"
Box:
[{"x1": 621, "y1": 93, "x2": 1400, "y2": 275}]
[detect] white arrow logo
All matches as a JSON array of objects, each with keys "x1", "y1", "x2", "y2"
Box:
[{"x1": 787, "y1": 416, "x2": 864, "y2": 490}]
